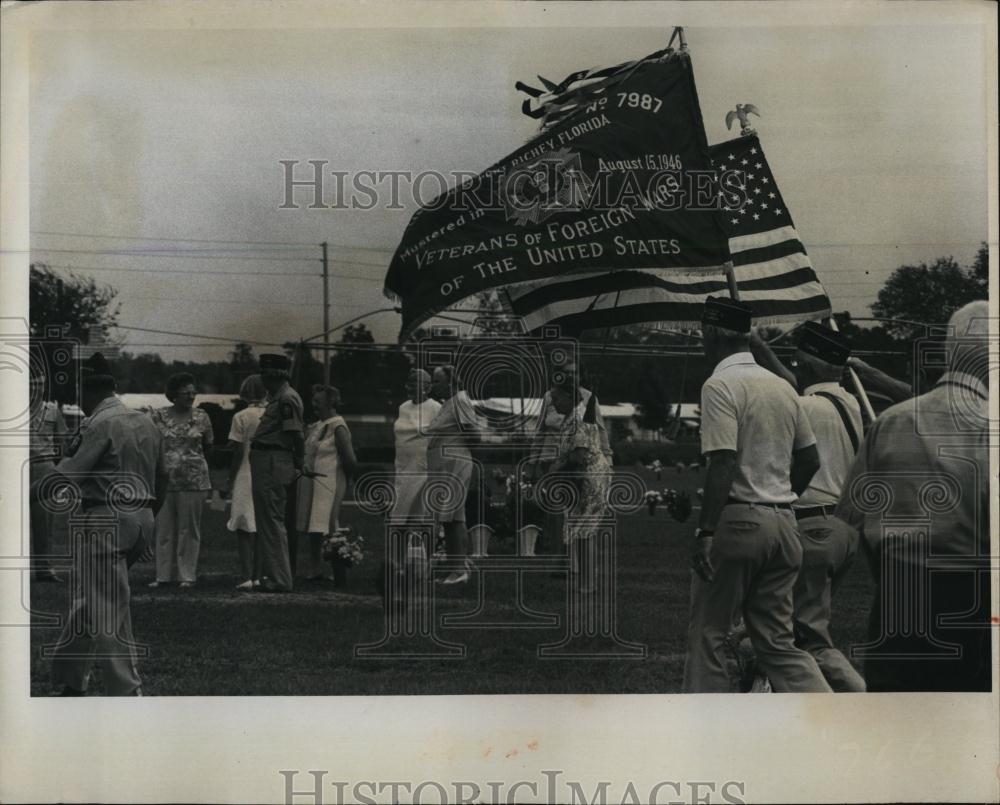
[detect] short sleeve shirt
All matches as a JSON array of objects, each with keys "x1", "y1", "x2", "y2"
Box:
[
  {"x1": 150, "y1": 406, "x2": 213, "y2": 491},
  {"x1": 251, "y1": 384, "x2": 304, "y2": 449},
  {"x1": 30, "y1": 401, "x2": 67, "y2": 462},
  {"x1": 796, "y1": 382, "x2": 863, "y2": 507},
  {"x1": 700, "y1": 352, "x2": 815, "y2": 504}
]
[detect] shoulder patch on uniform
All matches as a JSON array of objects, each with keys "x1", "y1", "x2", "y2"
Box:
[{"x1": 281, "y1": 401, "x2": 295, "y2": 418}]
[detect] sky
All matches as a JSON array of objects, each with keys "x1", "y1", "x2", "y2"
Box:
[{"x1": 27, "y1": 13, "x2": 991, "y2": 361}]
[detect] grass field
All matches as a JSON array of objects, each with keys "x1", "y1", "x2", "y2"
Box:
[{"x1": 29, "y1": 467, "x2": 874, "y2": 695}]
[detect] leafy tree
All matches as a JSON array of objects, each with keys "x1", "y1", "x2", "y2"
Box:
[
  {"x1": 970, "y1": 242, "x2": 988, "y2": 298},
  {"x1": 871, "y1": 250, "x2": 986, "y2": 338},
  {"x1": 229, "y1": 342, "x2": 257, "y2": 378},
  {"x1": 29, "y1": 263, "x2": 121, "y2": 339},
  {"x1": 29, "y1": 264, "x2": 122, "y2": 402},
  {"x1": 329, "y1": 325, "x2": 408, "y2": 415}
]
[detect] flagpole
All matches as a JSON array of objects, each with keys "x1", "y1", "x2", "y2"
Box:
[{"x1": 724, "y1": 261, "x2": 740, "y2": 300}]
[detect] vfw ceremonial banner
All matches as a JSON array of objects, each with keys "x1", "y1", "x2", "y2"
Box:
[
  {"x1": 506, "y1": 135, "x2": 832, "y2": 332},
  {"x1": 384, "y1": 51, "x2": 732, "y2": 340}
]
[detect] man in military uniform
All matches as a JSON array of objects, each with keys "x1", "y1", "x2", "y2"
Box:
[
  {"x1": 29, "y1": 367, "x2": 68, "y2": 582},
  {"x1": 683, "y1": 297, "x2": 831, "y2": 693},
  {"x1": 751, "y1": 321, "x2": 866, "y2": 691},
  {"x1": 35, "y1": 353, "x2": 166, "y2": 696},
  {"x1": 250, "y1": 353, "x2": 305, "y2": 593}
]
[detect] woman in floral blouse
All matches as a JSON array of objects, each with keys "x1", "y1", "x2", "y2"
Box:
[{"x1": 148, "y1": 372, "x2": 214, "y2": 588}]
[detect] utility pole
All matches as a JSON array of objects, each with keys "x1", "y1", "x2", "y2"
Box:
[{"x1": 322, "y1": 241, "x2": 331, "y2": 386}]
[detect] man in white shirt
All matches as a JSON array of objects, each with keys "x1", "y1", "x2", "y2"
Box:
[
  {"x1": 683, "y1": 297, "x2": 831, "y2": 693},
  {"x1": 752, "y1": 321, "x2": 866, "y2": 692}
]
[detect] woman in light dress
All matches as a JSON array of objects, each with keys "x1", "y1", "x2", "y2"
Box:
[
  {"x1": 225, "y1": 375, "x2": 267, "y2": 591},
  {"x1": 149, "y1": 372, "x2": 214, "y2": 589},
  {"x1": 390, "y1": 368, "x2": 441, "y2": 521},
  {"x1": 295, "y1": 385, "x2": 358, "y2": 581},
  {"x1": 424, "y1": 364, "x2": 483, "y2": 585},
  {"x1": 546, "y1": 384, "x2": 613, "y2": 594}
]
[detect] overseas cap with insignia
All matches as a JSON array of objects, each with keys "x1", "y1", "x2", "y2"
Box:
[
  {"x1": 798, "y1": 321, "x2": 851, "y2": 366},
  {"x1": 701, "y1": 296, "x2": 753, "y2": 334},
  {"x1": 80, "y1": 352, "x2": 116, "y2": 385},
  {"x1": 259, "y1": 353, "x2": 291, "y2": 374}
]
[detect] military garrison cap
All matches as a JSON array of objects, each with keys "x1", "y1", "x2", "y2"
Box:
[
  {"x1": 80, "y1": 352, "x2": 116, "y2": 386},
  {"x1": 798, "y1": 321, "x2": 851, "y2": 366},
  {"x1": 259, "y1": 353, "x2": 291, "y2": 374},
  {"x1": 701, "y1": 296, "x2": 753, "y2": 334}
]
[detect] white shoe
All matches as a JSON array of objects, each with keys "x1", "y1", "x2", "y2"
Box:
[
  {"x1": 179, "y1": 581, "x2": 194, "y2": 589},
  {"x1": 147, "y1": 581, "x2": 163, "y2": 589},
  {"x1": 441, "y1": 571, "x2": 470, "y2": 585},
  {"x1": 235, "y1": 580, "x2": 254, "y2": 591}
]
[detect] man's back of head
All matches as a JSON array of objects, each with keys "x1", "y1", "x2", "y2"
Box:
[{"x1": 945, "y1": 299, "x2": 990, "y2": 382}]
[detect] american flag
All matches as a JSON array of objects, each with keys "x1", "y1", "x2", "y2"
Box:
[{"x1": 503, "y1": 135, "x2": 831, "y2": 334}]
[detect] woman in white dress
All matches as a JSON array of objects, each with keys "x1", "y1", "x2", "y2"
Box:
[
  {"x1": 425, "y1": 365, "x2": 484, "y2": 585},
  {"x1": 391, "y1": 368, "x2": 441, "y2": 521},
  {"x1": 225, "y1": 375, "x2": 267, "y2": 590},
  {"x1": 296, "y1": 385, "x2": 358, "y2": 581}
]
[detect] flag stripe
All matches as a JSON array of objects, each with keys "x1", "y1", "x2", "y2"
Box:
[
  {"x1": 730, "y1": 238, "x2": 806, "y2": 267},
  {"x1": 528, "y1": 296, "x2": 832, "y2": 334},
  {"x1": 509, "y1": 264, "x2": 819, "y2": 313},
  {"x1": 728, "y1": 224, "x2": 800, "y2": 254},
  {"x1": 520, "y1": 280, "x2": 829, "y2": 332}
]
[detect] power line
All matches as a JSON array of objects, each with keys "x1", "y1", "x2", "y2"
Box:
[
  {"x1": 30, "y1": 247, "x2": 388, "y2": 269},
  {"x1": 40, "y1": 263, "x2": 320, "y2": 278},
  {"x1": 113, "y1": 324, "x2": 281, "y2": 346},
  {"x1": 28, "y1": 247, "x2": 322, "y2": 262},
  {"x1": 31, "y1": 230, "x2": 319, "y2": 248},
  {"x1": 119, "y1": 294, "x2": 383, "y2": 307},
  {"x1": 121, "y1": 296, "x2": 324, "y2": 308},
  {"x1": 30, "y1": 229, "x2": 397, "y2": 254},
  {"x1": 41, "y1": 263, "x2": 382, "y2": 281}
]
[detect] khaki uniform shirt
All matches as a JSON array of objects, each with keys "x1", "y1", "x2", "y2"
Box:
[
  {"x1": 56, "y1": 396, "x2": 163, "y2": 503},
  {"x1": 251, "y1": 383, "x2": 304, "y2": 450}
]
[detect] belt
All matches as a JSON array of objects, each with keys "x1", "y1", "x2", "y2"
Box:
[
  {"x1": 81, "y1": 498, "x2": 154, "y2": 512},
  {"x1": 794, "y1": 504, "x2": 837, "y2": 521},
  {"x1": 726, "y1": 497, "x2": 793, "y2": 510},
  {"x1": 251, "y1": 443, "x2": 292, "y2": 453}
]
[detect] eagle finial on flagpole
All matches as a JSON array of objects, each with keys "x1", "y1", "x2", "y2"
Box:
[{"x1": 725, "y1": 103, "x2": 761, "y2": 137}]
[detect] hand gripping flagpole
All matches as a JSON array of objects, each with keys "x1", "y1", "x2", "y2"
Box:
[{"x1": 827, "y1": 315, "x2": 878, "y2": 425}]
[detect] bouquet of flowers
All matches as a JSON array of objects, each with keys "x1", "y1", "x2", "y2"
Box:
[
  {"x1": 321, "y1": 526, "x2": 365, "y2": 568},
  {"x1": 660, "y1": 489, "x2": 693, "y2": 523}
]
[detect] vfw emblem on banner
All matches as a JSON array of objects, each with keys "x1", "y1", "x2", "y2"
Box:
[{"x1": 502, "y1": 147, "x2": 594, "y2": 226}]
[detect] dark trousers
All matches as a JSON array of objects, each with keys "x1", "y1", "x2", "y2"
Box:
[
  {"x1": 285, "y1": 478, "x2": 299, "y2": 573},
  {"x1": 864, "y1": 558, "x2": 991, "y2": 692}
]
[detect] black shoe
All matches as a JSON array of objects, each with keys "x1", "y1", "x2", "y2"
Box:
[
  {"x1": 55, "y1": 686, "x2": 85, "y2": 697},
  {"x1": 34, "y1": 571, "x2": 65, "y2": 583}
]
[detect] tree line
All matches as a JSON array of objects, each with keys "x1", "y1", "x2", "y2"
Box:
[{"x1": 29, "y1": 244, "x2": 988, "y2": 428}]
